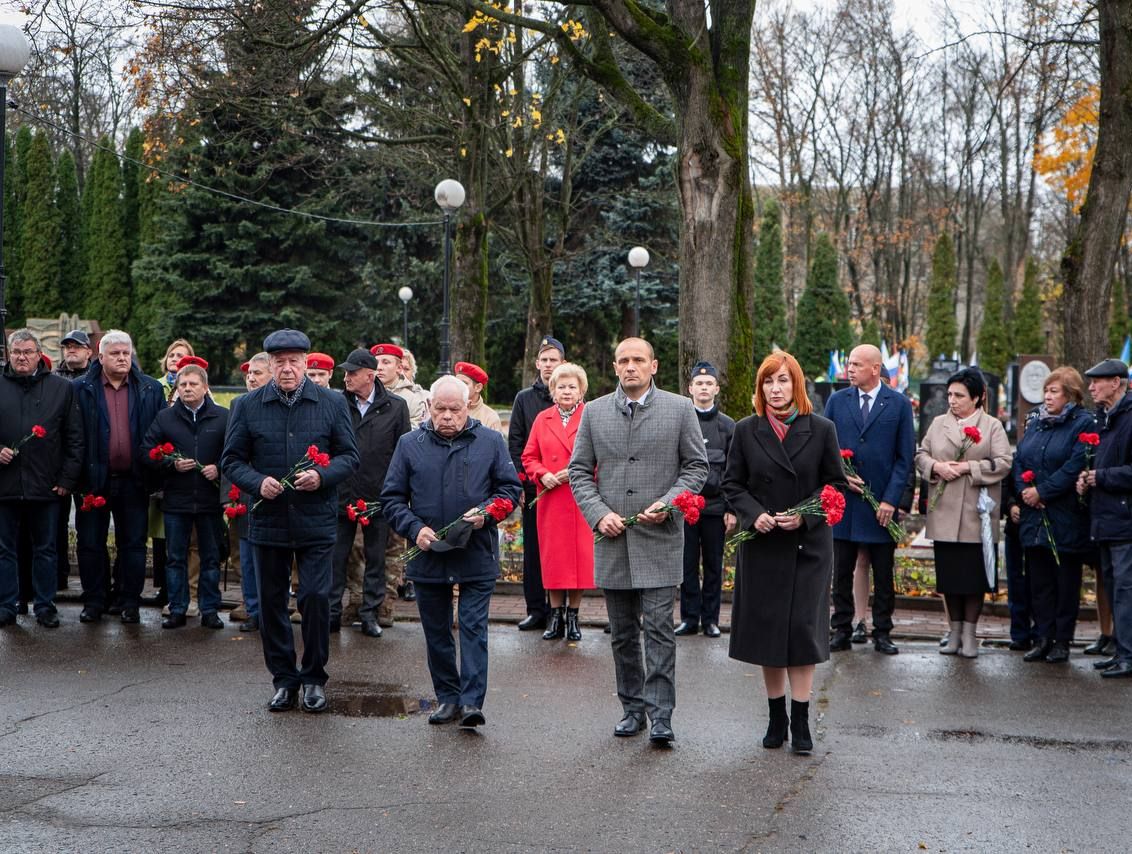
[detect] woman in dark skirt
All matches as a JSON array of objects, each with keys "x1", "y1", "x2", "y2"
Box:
[
  {"x1": 723, "y1": 352, "x2": 845, "y2": 754},
  {"x1": 915, "y1": 368, "x2": 1012, "y2": 658}
]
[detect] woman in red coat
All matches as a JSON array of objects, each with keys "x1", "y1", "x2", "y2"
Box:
[{"x1": 522, "y1": 363, "x2": 595, "y2": 641}]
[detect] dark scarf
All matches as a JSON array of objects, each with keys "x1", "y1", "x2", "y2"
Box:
[{"x1": 272, "y1": 377, "x2": 307, "y2": 407}]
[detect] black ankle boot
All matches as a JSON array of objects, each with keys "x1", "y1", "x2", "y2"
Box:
[
  {"x1": 1024, "y1": 638, "x2": 1053, "y2": 662},
  {"x1": 542, "y1": 607, "x2": 565, "y2": 640},
  {"x1": 762, "y1": 696, "x2": 789, "y2": 749},
  {"x1": 565, "y1": 607, "x2": 581, "y2": 641},
  {"x1": 790, "y1": 699, "x2": 813, "y2": 753}
]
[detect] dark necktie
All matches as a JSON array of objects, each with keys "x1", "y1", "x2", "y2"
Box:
[
  {"x1": 861, "y1": 393, "x2": 871, "y2": 421},
  {"x1": 628, "y1": 401, "x2": 638, "y2": 419}
]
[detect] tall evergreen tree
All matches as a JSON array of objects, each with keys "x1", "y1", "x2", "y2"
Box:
[
  {"x1": 133, "y1": 2, "x2": 366, "y2": 378},
  {"x1": 55, "y1": 149, "x2": 82, "y2": 312},
  {"x1": 751, "y1": 200, "x2": 788, "y2": 363},
  {"x1": 20, "y1": 133, "x2": 62, "y2": 319},
  {"x1": 82, "y1": 136, "x2": 131, "y2": 326},
  {"x1": 976, "y1": 259, "x2": 1012, "y2": 377},
  {"x1": 129, "y1": 153, "x2": 166, "y2": 367},
  {"x1": 792, "y1": 233, "x2": 852, "y2": 378},
  {"x1": 4, "y1": 126, "x2": 33, "y2": 322},
  {"x1": 1012, "y1": 258, "x2": 1045, "y2": 354},
  {"x1": 122, "y1": 128, "x2": 143, "y2": 269},
  {"x1": 1, "y1": 133, "x2": 16, "y2": 325},
  {"x1": 1110, "y1": 277, "x2": 1130, "y2": 357},
  {"x1": 926, "y1": 232, "x2": 958, "y2": 360}
]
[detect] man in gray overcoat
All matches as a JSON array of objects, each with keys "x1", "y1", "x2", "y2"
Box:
[{"x1": 569, "y1": 338, "x2": 708, "y2": 745}]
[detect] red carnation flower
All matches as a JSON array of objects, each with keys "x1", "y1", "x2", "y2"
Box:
[
  {"x1": 1022, "y1": 470, "x2": 1035, "y2": 484},
  {"x1": 819, "y1": 484, "x2": 846, "y2": 526},
  {"x1": 1078, "y1": 432, "x2": 1101, "y2": 446},
  {"x1": 840, "y1": 448, "x2": 854, "y2": 459},
  {"x1": 307, "y1": 445, "x2": 321, "y2": 460},
  {"x1": 347, "y1": 505, "x2": 357, "y2": 522},
  {"x1": 486, "y1": 497, "x2": 514, "y2": 522},
  {"x1": 224, "y1": 506, "x2": 239, "y2": 519},
  {"x1": 360, "y1": 516, "x2": 370, "y2": 527},
  {"x1": 162, "y1": 442, "x2": 175, "y2": 454},
  {"x1": 356, "y1": 499, "x2": 367, "y2": 512},
  {"x1": 962, "y1": 426, "x2": 982, "y2": 443},
  {"x1": 227, "y1": 485, "x2": 241, "y2": 502},
  {"x1": 31, "y1": 425, "x2": 46, "y2": 438},
  {"x1": 94, "y1": 496, "x2": 107, "y2": 508}
]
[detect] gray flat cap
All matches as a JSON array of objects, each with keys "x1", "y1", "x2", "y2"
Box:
[
  {"x1": 1084, "y1": 358, "x2": 1130, "y2": 379},
  {"x1": 263, "y1": 329, "x2": 311, "y2": 354}
]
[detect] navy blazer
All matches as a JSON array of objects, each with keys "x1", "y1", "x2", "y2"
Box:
[{"x1": 824, "y1": 383, "x2": 915, "y2": 543}]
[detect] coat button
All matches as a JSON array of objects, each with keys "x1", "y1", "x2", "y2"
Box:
[
  {"x1": 798, "y1": 545, "x2": 803, "y2": 550},
  {"x1": 627, "y1": 489, "x2": 634, "y2": 495}
]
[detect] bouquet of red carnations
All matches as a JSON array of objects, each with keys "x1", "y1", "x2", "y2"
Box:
[
  {"x1": 402, "y1": 497, "x2": 515, "y2": 561},
  {"x1": 250, "y1": 445, "x2": 332, "y2": 510},
  {"x1": 839, "y1": 449, "x2": 903, "y2": 542},
  {"x1": 79, "y1": 494, "x2": 107, "y2": 512},
  {"x1": 929, "y1": 426, "x2": 982, "y2": 511},
  {"x1": 725, "y1": 484, "x2": 846, "y2": 553},
  {"x1": 346, "y1": 498, "x2": 381, "y2": 527},
  {"x1": 594, "y1": 490, "x2": 706, "y2": 544},
  {"x1": 223, "y1": 484, "x2": 248, "y2": 525}
]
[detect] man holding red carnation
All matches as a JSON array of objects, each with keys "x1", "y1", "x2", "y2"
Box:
[
  {"x1": 0, "y1": 330, "x2": 84, "y2": 628},
  {"x1": 142, "y1": 362, "x2": 229, "y2": 631},
  {"x1": 380, "y1": 374, "x2": 522, "y2": 729},
  {"x1": 221, "y1": 329, "x2": 359, "y2": 714},
  {"x1": 568, "y1": 338, "x2": 708, "y2": 747}
]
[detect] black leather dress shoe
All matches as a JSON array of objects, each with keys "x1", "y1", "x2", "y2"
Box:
[
  {"x1": 269, "y1": 687, "x2": 298, "y2": 712},
  {"x1": 1024, "y1": 639, "x2": 1053, "y2": 662},
  {"x1": 140, "y1": 592, "x2": 167, "y2": 607},
  {"x1": 36, "y1": 610, "x2": 61, "y2": 628},
  {"x1": 1045, "y1": 640, "x2": 1070, "y2": 663},
  {"x1": 674, "y1": 621, "x2": 698, "y2": 636},
  {"x1": 1008, "y1": 638, "x2": 1034, "y2": 651},
  {"x1": 830, "y1": 631, "x2": 852, "y2": 652},
  {"x1": 517, "y1": 614, "x2": 546, "y2": 631},
  {"x1": 107, "y1": 602, "x2": 123, "y2": 616},
  {"x1": 1102, "y1": 638, "x2": 1118, "y2": 657},
  {"x1": 851, "y1": 621, "x2": 868, "y2": 644},
  {"x1": 360, "y1": 619, "x2": 383, "y2": 638},
  {"x1": 1083, "y1": 634, "x2": 1113, "y2": 655},
  {"x1": 459, "y1": 705, "x2": 486, "y2": 728},
  {"x1": 1100, "y1": 660, "x2": 1132, "y2": 678},
  {"x1": 162, "y1": 613, "x2": 187, "y2": 629},
  {"x1": 239, "y1": 617, "x2": 259, "y2": 632},
  {"x1": 614, "y1": 713, "x2": 645, "y2": 737},
  {"x1": 428, "y1": 702, "x2": 460, "y2": 724},
  {"x1": 120, "y1": 608, "x2": 140, "y2": 624},
  {"x1": 301, "y1": 684, "x2": 328, "y2": 713},
  {"x1": 201, "y1": 613, "x2": 224, "y2": 629},
  {"x1": 79, "y1": 607, "x2": 102, "y2": 623},
  {"x1": 1093, "y1": 656, "x2": 1119, "y2": 671},
  {"x1": 873, "y1": 635, "x2": 899, "y2": 655},
  {"x1": 703, "y1": 623, "x2": 722, "y2": 638},
  {"x1": 402, "y1": 580, "x2": 416, "y2": 602},
  {"x1": 649, "y1": 720, "x2": 675, "y2": 746}
]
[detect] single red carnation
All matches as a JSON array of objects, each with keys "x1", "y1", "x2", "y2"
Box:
[
  {"x1": 148, "y1": 447, "x2": 162, "y2": 461},
  {"x1": 31, "y1": 425, "x2": 46, "y2": 438},
  {"x1": 1022, "y1": 470, "x2": 1035, "y2": 484},
  {"x1": 162, "y1": 442, "x2": 175, "y2": 454},
  {"x1": 315, "y1": 452, "x2": 331, "y2": 468},
  {"x1": 356, "y1": 499, "x2": 367, "y2": 512},
  {"x1": 236, "y1": 504, "x2": 247, "y2": 516},
  {"x1": 224, "y1": 506, "x2": 238, "y2": 519},
  {"x1": 347, "y1": 506, "x2": 357, "y2": 522},
  {"x1": 840, "y1": 448, "x2": 854, "y2": 459},
  {"x1": 962, "y1": 426, "x2": 982, "y2": 443},
  {"x1": 1079, "y1": 432, "x2": 1101, "y2": 446},
  {"x1": 227, "y1": 485, "x2": 241, "y2": 502},
  {"x1": 360, "y1": 516, "x2": 370, "y2": 527},
  {"x1": 94, "y1": 496, "x2": 106, "y2": 508},
  {"x1": 307, "y1": 445, "x2": 320, "y2": 460},
  {"x1": 684, "y1": 507, "x2": 702, "y2": 526}
]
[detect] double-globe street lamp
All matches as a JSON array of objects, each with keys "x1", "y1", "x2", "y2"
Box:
[
  {"x1": 397, "y1": 286, "x2": 413, "y2": 349},
  {"x1": 0, "y1": 25, "x2": 29, "y2": 365},
  {"x1": 628, "y1": 246, "x2": 650, "y2": 337},
  {"x1": 434, "y1": 178, "x2": 465, "y2": 375}
]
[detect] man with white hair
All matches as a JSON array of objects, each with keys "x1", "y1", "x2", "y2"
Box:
[
  {"x1": 72, "y1": 330, "x2": 165, "y2": 624},
  {"x1": 381, "y1": 374, "x2": 521, "y2": 728}
]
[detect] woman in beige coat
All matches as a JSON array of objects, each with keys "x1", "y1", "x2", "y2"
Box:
[{"x1": 915, "y1": 368, "x2": 1012, "y2": 658}]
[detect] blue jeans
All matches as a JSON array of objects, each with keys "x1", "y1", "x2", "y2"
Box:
[
  {"x1": 164, "y1": 512, "x2": 223, "y2": 616},
  {"x1": 76, "y1": 475, "x2": 149, "y2": 610},
  {"x1": 239, "y1": 538, "x2": 259, "y2": 619},
  {"x1": 0, "y1": 501, "x2": 58, "y2": 617},
  {"x1": 1100, "y1": 541, "x2": 1132, "y2": 663}
]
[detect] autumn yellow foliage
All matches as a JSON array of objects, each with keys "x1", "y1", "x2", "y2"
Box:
[{"x1": 1033, "y1": 86, "x2": 1098, "y2": 213}]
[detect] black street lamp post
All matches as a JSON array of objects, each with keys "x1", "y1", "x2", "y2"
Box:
[
  {"x1": 628, "y1": 246, "x2": 650, "y2": 337},
  {"x1": 433, "y1": 179, "x2": 465, "y2": 375},
  {"x1": 0, "y1": 26, "x2": 29, "y2": 366}
]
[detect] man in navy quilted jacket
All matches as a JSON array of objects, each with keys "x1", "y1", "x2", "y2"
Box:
[{"x1": 222, "y1": 329, "x2": 359, "y2": 714}]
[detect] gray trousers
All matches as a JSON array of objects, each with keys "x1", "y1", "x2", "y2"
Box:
[{"x1": 603, "y1": 586, "x2": 677, "y2": 724}]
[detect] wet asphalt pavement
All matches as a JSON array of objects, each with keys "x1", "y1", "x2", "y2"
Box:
[{"x1": 1, "y1": 604, "x2": 1128, "y2": 853}]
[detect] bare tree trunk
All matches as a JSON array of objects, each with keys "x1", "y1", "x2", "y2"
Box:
[{"x1": 1061, "y1": 0, "x2": 1132, "y2": 369}]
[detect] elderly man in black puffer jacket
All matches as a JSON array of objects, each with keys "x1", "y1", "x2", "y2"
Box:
[
  {"x1": 222, "y1": 329, "x2": 359, "y2": 714},
  {"x1": 0, "y1": 330, "x2": 84, "y2": 628}
]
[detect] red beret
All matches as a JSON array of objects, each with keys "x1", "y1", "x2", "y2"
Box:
[
  {"x1": 306, "y1": 353, "x2": 335, "y2": 372},
  {"x1": 454, "y1": 361, "x2": 488, "y2": 385},
  {"x1": 370, "y1": 343, "x2": 404, "y2": 359},
  {"x1": 239, "y1": 361, "x2": 250, "y2": 374},
  {"x1": 176, "y1": 355, "x2": 209, "y2": 371}
]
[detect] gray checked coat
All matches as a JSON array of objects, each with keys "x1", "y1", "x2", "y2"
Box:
[{"x1": 568, "y1": 384, "x2": 708, "y2": 589}]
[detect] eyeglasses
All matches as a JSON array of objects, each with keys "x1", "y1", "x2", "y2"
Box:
[{"x1": 10, "y1": 349, "x2": 38, "y2": 358}]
